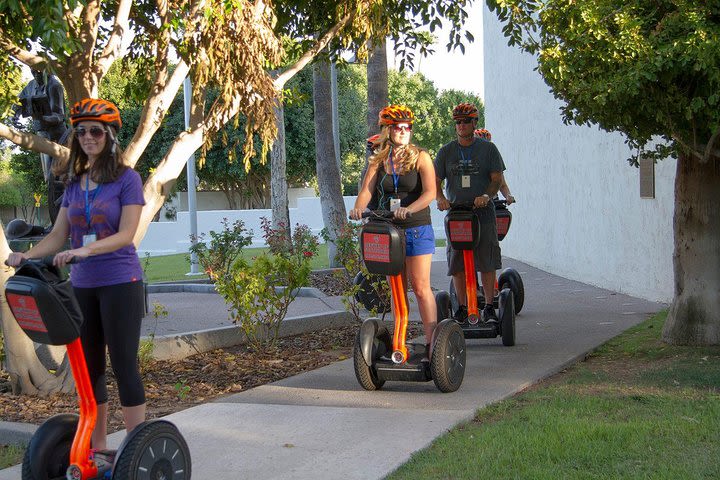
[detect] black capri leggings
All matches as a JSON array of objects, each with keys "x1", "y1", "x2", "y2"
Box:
[{"x1": 74, "y1": 281, "x2": 146, "y2": 407}]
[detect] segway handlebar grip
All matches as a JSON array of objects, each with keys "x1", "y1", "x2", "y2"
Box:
[{"x1": 5, "y1": 255, "x2": 80, "y2": 268}]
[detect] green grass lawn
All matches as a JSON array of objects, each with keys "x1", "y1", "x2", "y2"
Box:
[
  {"x1": 387, "y1": 310, "x2": 720, "y2": 480},
  {"x1": 142, "y1": 239, "x2": 447, "y2": 283}
]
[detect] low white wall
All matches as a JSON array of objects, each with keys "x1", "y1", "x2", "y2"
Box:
[
  {"x1": 160, "y1": 187, "x2": 316, "y2": 220},
  {"x1": 139, "y1": 197, "x2": 449, "y2": 257},
  {"x1": 483, "y1": 5, "x2": 674, "y2": 303}
]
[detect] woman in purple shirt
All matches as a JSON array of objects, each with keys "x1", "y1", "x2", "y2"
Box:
[{"x1": 7, "y1": 98, "x2": 146, "y2": 459}]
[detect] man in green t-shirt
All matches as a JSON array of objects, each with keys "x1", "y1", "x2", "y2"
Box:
[{"x1": 434, "y1": 103, "x2": 505, "y2": 323}]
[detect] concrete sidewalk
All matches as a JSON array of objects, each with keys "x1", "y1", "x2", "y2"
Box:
[{"x1": 0, "y1": 258, "x2": 665, "y2": 479}]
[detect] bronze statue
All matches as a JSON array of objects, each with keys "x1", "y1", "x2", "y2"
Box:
[{"x1": 12, "y1": 68, "x2": 69, "y2": 226}]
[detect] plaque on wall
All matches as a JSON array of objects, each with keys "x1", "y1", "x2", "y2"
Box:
[{"x1": 639, "y1": 156, "x2": 655, "y2": 199}]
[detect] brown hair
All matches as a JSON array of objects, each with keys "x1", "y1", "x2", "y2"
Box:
[{"x1": 53, "y1": 126, "x2": 127, "y2": 184}]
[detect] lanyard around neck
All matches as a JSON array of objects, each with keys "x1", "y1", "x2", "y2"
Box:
[
  {"x1": 388, "y1": 147, "x2": 399, "y2": 193},
  {"x1": 85, "y1": 174, "x2": 102, "y2": 227}
]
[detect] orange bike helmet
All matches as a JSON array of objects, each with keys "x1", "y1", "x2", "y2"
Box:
[
  {"x1": 378, "y1": 105, "x2": 414, "y2": 126},
  {"x1": 70, "y1": 98, "x2": 122, "y2": 130},
  {"x1": 475, "y1": 128, "x2": 492, "y2": 140},
  {"x1": 452, "y1": 103, "x2": 479, "y2": 120}
]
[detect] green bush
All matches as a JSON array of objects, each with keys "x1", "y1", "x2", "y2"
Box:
[
  {"x1": 188, "y1": 218, "x2": 253, "y2": 281},
  {"x1": 215, "y1": 219, "x2": 319, "y2": 351}
]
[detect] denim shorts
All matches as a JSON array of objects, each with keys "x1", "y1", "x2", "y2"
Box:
[{"x1": 404, "y1": 224, "x2": 435, "y2": 257}]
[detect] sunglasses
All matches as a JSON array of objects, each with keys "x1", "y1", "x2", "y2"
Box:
[
  {"x1": 455, "y1": 119, "x2": 474, "y2": 125},
  {"x1": 75, "y1": 126, "x2": 107, "y2": 139},
  {"x1": 392, "y1": 124, "x2": 412, "y2": 132}
]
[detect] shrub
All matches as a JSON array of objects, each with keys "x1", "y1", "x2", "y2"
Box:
[
  {"x1": 188, "y1": 218, "x2": 253, "y2": 282},
  {"x1": 215, "y1": 219, "x2": 319, "y2": 351}
]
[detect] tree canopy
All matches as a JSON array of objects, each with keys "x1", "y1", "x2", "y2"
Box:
[{"x1": 487, "y1": 0, "x2": 720, "y2": 164}]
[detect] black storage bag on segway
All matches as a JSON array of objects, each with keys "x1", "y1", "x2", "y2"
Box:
[
  {"x1": 360, "y1": 221, "x2": 405, "y2": 276},
  {"x1": 445, "y1": 209, "x2": 480, "y2": 250},
  {"x1": 4, "y1": 261, "x2": 83, "y2": 345},
  {"x1": 494, "y1": 201, "x2": 512, "y2": 241}
]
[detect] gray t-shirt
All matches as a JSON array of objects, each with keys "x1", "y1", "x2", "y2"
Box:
[{"x1": 435, "y1": 138, "x2": 505, "y2": 223}]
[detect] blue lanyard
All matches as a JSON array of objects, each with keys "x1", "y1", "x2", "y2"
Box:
[
  {"x1": 84, "y1": 174, "x2": 102, "y2": 228},
  {"x1": 388, "y1": 148, "x2": 399, "y2": 193},
  {"x1": 459, "y1": 145, "x2": 472, "y2": 168}
]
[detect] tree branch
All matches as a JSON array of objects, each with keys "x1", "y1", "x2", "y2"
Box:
[
  {"x1": 96, "y1": 0, "x2": 134, "y2": 78},
  {"x1": 0, "y1": 35, "x2": 48, "y2": 70},
  {"x1": 123, "y1": 61, "x2": 190, "y2": 168},
  {"x1": 0, "y1": 123, "x2": 70, "y2": 161},
  {"x1": 273, "y1": 12, "x2": 353, "y2": 89},
  {"x1": 702, "y1": 127, "x2": 720, "y2": 163}
]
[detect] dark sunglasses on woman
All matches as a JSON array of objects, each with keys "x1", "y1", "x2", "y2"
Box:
[{"x1": 75, "y1": 126, "x2": 107, "y2": 138}]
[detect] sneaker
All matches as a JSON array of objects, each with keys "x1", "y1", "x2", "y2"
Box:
[
  {"x1": 481, "y1": 304, "x2": 498, "y2": 324},
  {"x1": 453, "y1": 305, "x2": 468, "y2": 323},
  {"x1": 91, "y1": 449, "x2": 116, "y2": 472}
]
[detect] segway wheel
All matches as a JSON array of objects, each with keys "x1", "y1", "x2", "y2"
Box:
[
  {"x1": 431, "y1": 320, "x2": 466, "y2": 393},
  {"x1": 22, "y1": 413, "x2": 77, "y2": 480},
  {"x1": 499, "y1": 288, "x2": 516, "y2": 347},
  {"x1": 499, "y1": 268, "x2": 525, "y2": 314},
  {"x1": 112, "y1": 420, "x2": 191, "y2": 480},
  {"x1": 352, "y1": 326, "x2": 389, "y2": 390},
  {"x1": 435, "y1": 290, "x2": 452, "y2": 321}
]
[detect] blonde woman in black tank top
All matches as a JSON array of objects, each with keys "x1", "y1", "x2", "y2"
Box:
[{"x1": 350, "y1": 105, "x2": 438, "y2": 356}]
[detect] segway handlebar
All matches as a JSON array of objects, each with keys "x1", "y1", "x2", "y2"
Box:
[
  {"x1": 349, "y1": 210, "x2": 413, "y2": 220},
  {"x1": 448, "y1": 198, "x2": 509, "y2": 210},
  {"x1": 5, "y1": 255, "x2": 81, "y2": 268}
]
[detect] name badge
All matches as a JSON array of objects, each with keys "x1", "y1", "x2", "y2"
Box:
[
  {"x1": 461, "y1": 175, "x2": 471, "y2": 188},
  {"x1": 82, "y1": 233, "x2": 97, "y2": 246},
  {"x1": 390, "y1": 198, "x2": 401, "y2": 212}
]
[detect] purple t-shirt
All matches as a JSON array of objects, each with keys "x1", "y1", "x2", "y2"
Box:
[{"x1": 61, "y1": 168, "x2": 145, "y2": 288}]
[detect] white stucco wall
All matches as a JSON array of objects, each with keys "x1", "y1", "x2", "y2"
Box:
[{"x1": 483, "y1": 6, "x2": 674, "y2": 302}]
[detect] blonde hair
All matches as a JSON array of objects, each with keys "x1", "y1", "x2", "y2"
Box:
[{"x1": 368, "y1": 126, "x2": 422, "y2": 174}]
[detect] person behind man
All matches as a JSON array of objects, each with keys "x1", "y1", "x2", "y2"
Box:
[
  {"x1": 435, "y1": 103, "x2": 505, "y2": 323},
  {"x1": 474, "y1": 128, "x2": 515, "y2": 205},
  {"x1": 350, "y1": 105, "x2": 438, "y2": 355},
  {"x1": 7, "y1": 98, "x2": 146, "y2": 468}
]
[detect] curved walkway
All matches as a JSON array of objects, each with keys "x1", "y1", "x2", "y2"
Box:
[{"x1": 0, "y1": 258, "x2": 665, "y2": 479}]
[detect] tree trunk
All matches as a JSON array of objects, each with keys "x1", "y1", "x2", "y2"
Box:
[
  {"x1": 0, "y1": 231, "x2": 74, "y2": 395},
  {"x1": 313, "y1": 58, "x2": 347, "y2": 267},
  {"x1": 366, "y1": 39, "x2": 388, "y2": 146},
  {"x1": 662, "y1": 154, "x2": 720, "y2": 345},
  {"x1": 270, "y1": 103, "x2": 291, "y2": 238},
  {"x1": 362, "y1": 39, "x2": 388, "y2": 190}
]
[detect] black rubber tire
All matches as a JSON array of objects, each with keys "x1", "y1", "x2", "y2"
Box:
[
  {"x1": 431, "y1": 320, "x2": 466, "y2": 393},
  {"x1": 499, "y1": 268, "x2": 525, "y2": 314},
  {"x1": 22, "y1": 413, "x2": 77, "y2": 480},
  {"x1": 352, "y1": 326, "x2": 389, "y2": 390},
  {"x1": 435, "y1": 290, "x2": 452, "y2": 321},
  {"x1": 500, "y1": 289, "x2": 516, "y2": 347},
  {"x1": 112, "y1": 420, "x2": 191, "y2": 480}
]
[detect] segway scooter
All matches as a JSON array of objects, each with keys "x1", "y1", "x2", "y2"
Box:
[
  {"x1": 446, "y1": 199, "x2": 525, "y2": 315},
  {"x1": 352, "y1": 211, "x2": 466, "y2": 393},
  {"x1": 4, "y1": 257, "x2": 191, "y2": 479},
  {"x1": 435, "y1": 202, "x2": 519, "y2": 346}
]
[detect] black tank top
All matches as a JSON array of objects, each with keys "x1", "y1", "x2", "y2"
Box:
[{"x1": 375, "y1": 165, "x2": 432, "y2": 229}]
